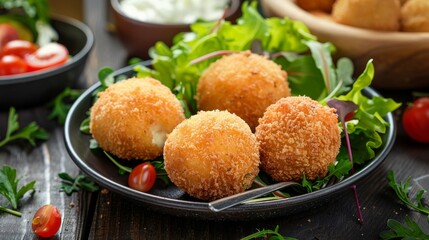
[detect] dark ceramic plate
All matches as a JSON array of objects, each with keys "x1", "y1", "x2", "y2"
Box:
[
  {"x1": 64, "y1": 63, "x2": 396, "y2": 221},
  {"x1": 0, "y1": 15, "x2": 94, "y2": 109}
]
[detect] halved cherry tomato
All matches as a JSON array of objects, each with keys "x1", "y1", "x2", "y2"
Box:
[
  {"x1": 32, "y1": 204, "x2": 62, "y2": 238},
  {"x1": 128, "y1": 163, "x2": 156, "y2": 192},
  {"x1": 1, "y1": 40, "x2": 37, "y2": 58},
  {"x1": 25, "y1": 42, "x2": 69, "y2": 71},
  {"x1": 0, "y1": 23, "x2": 19, "y2": 50},
  {"x1": 402, "y1": 97, "x2": 429, "y2": 143},
  {"x1": 0, "y1": 55, "x2": 27, "y2": 76}
]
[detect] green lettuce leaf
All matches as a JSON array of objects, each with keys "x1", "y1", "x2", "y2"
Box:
[{"x1": 336, "y1": 60, "x2": 401, "y2": 163}]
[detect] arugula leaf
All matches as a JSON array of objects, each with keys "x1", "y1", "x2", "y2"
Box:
[
  {"x1": 302, "y1": 159, "x2": 352, "y2": 192},
  {"x1": 80, "y1": 117, "x2": 91, "y2": 134},
  {"x1": 380, "y1": 217, "x2": 429, "y2": 239},
  {"x1": 0, "y1": 165, "x2": 36, "y2": 216},
  {"x1": 241, "y1": 226, "x2": 297, "y2": 240},
  {"x1": 0, "y1": 107, "x2": 49, "y2": 148},
  {"x1": 387, "y1": 171, "x2": 429, "y2": 215},
  {"x1": 48, "y1": 87, "x2": 82, "y2": 125},
  {"x1": 58, "y1": 172, "x2": 99, "y2": 195},
  {"x1": 151, "y1": 159, "x2": 171, "y2": 185},
  {"x1": 104, "y1": 151, "x2": 132, "y2": 175},
  {"x1": 134, "y1": 2, "x2": 318, "y2": 116},
  {"x1": 381, "y1": 170, "x2": 429, "y2": 239}
]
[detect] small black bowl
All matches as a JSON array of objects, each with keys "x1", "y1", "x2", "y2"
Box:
[{"x1": 0, "y1": 15, "x2": 94, "y2": 109}]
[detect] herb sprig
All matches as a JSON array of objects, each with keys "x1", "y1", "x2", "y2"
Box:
[
  {"x1": 387, "y1": 171, "x2": 429, "y2": 215},
  {"x1": 0, "y1": 165, "x2": 36, "y2": 217},
  {"x1": 48, "y1": 87, "x2": 82, "y2": 125},
  {"x1": 241, "y1": 226, "x2": 297, "y2": 240},
  {"x1": 380, "y1": 217, "x2": 429, "y2": 239},
  {"x1": 0, "y1": 107, "x2": 48, "y2": 148},
  {"x1": 58, "y1": 172, "x2": 99, "y2": 195},
  {"x1": 380, "y1": 171, "x2": 429, "y2": 239}
]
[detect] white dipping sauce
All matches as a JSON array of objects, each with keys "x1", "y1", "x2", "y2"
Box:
[{"x1": 119, "y1": 0, "x2": 230, "y2": 24}]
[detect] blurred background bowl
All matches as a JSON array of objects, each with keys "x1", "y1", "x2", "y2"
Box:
[
  {"x1": 0, "y1": 15, "x2": 94, "y2": 109},
  {"x1": 110, "y1": 0, "x2": 241, "y2": 60},
  {"x1": 261, "y1": 0, "x2": 429, "y2": 90}
]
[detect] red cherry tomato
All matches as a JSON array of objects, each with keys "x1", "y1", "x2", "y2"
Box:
[
  {"x1": 1, "y1": 40, "x2": 37, "y2": 58},
  {"x1": 0, "y1": 55, "x2": 27, "y2": 76},
  {"x1": 0, "y1": 23, "x2": 19, "y2": 50},
  {"x1": 402, "y1": 97, "x2": 429, "y2": 143},
  {"x1": 128, "y1": 163, "x2": 156, "y2": 192},
  {"x1": 25, "y1": 42, "x2": 69, "y2": 71},
  {"x1": 32, "y1": 204, "x2": 62, "y2": 238},
  {"x1": 345, "y1": 111, "x2": 355, "y2": 121}
]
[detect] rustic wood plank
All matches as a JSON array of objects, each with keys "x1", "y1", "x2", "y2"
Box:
[
  {"x1": 0, "y1": 107, "x2": 83, "y2": 239},
  {"x1": 2, "y1": 0, "x2": 429, "y2": 239}
]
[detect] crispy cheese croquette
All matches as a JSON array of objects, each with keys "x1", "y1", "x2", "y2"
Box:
[
  {"x1": 296, "y1": 0, "x2": 336, "y2": 13},
  {"x1": 196, "y1": 51, "x2": 291, "y2": 131},
  {"x1": 163, "y1": 110, "x2": 260, "y2": 201},
  {"x1": 401, "y1": 0, "x2": 429, "y2": 32},
  {"x1": 90, "y1": 77, "x2": 185, "y2": 160},
  {"x1": 332, "y1": 0, "x2": 401, "y2": 31},
  {"x1": 255, "y1": 96, "x2": 341, "y2": 182}
]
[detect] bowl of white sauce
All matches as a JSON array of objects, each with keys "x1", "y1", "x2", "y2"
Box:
[{"x1": 111, "y1": 0, "x2": 241, "y2": 59}]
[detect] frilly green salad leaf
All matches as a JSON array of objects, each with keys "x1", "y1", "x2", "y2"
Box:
[
  {"x1": 90, "y1": 2, "x2": 401, "y2": 197},
  {"x1": 336, "y1": 60, "x2": 401, "y2": 164}
]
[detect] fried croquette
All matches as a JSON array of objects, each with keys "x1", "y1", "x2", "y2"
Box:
[
  {"x1": 296, "y1": 0, "x2": 336, "y2": 13},
  {"x1": 401, "y1": 0, "x2": 429, "y2": 32},
  {"x1": 90, "y1": 77, "x2": 185, "y2": 160},
  {"x1": 255, "y1": 96, "x2": 341, "y2": 182},
  {"x1": 163, "y1": 110, "x2": 260, "y2": 201},
  {"x1": 197, "y1": 51, "x2": 291, "y2": 131},
  {"x1": 332, "y1": 0, "x2": 401, "y2": 31}
]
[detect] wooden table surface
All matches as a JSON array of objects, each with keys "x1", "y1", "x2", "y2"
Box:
[{"x1": 1, "y1": 0, "x2": 429, "y2": 239}]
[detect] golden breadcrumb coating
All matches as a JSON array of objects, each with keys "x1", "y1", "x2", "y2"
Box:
[
  {"x1": 296, "y1": 0, "x2": 336, "y2": 13},
  {"x1": 197, "y1": 51, "x2": 291, "y2": 131},
  {"x1": 255, "y1": 96, "x2": 341, "y2": 182},
  {"x1": 401, "y1": 0, "x2": 429, "y2": 32},
  {"x1": 332, "y1": 0, "x2": 401, "y2": 31},
  {"x1": 164, "y1": 110, "x2": 260, "y2": 201},
  {"x1": 90, "y1": 77, "x2": 185, "y2": 160}
]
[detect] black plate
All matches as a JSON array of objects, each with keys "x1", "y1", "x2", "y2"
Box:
[{"x1": 64, "y1": 63, "x2": 396, "y2": 221}]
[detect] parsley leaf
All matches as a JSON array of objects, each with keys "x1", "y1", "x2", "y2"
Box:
[
  {"x1": 380, "y1": 217, "x2": 429, "y2": 239},
  {"x1": 0, "y1": 107, "x2": 49, "y2": 148},
  {"x1": 48, "y1": 87, "x2": 82, "y2": 125},
  {"x1": 58, "y1": 172, "x2": 99, "y2": 195},
  {"x1": 241, "y1": 226, "x2": 297, "y2": 240},
  {"x1": 0, "y1": 165, "x2": 36, "y2": 217},
  {"x1": 387, "y1": 171, "x2": 429, "y2": 215}
]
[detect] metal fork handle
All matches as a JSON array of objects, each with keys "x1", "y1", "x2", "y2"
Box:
[{"x1": 208, "y1": 181, "x2": 299, "y2": 212}]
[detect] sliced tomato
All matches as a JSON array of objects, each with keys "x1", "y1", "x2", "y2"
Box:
[
  {"x1": 25, "y1": 42, "x2": 69, "y2": 71},
  {"x1": 0, "y1": 55, "x2": 27, "y2": 76},
  {"x1": 0, "y1": 23, "x2": 20, "y2": 50},
  {"x1": 1, "y1": 40, "x2": 37, "y2": 58}
]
